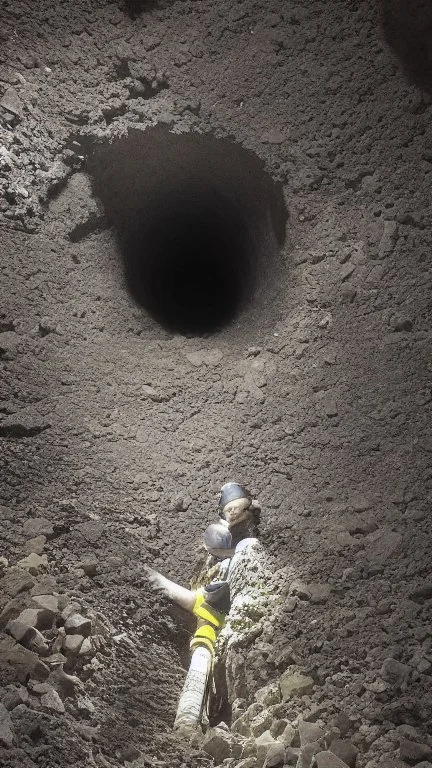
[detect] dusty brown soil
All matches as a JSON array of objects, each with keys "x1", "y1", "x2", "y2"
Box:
[{"x1": 1, "y1": 1, "x2": 432, "y2": 767}]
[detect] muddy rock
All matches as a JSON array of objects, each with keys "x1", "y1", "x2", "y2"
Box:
[
  {"x1": 23, "y1": 518, "x2": 54, "y2": 538},
  {"x1": 31, "y1": 594, "x2": 58, "y2": 615},
  {"x1": 40, "y1": 687, "x2": 65, "y2": 714},
  {"x1": 298, "y1": 720, "x2": 324, "y2": 746},
  {"x1": 263, "y1": 741, "x2": 285, "y2": 767},
  {"x1": 380, "y1": 658, "x2": 410, "y2": 688},
  {"x1": 63, "y1": 634, "x2": 84, "y2": 654},
  {"x1": 0, "y1": 635, "x2": 49, "y2": 682},
  {"x1": 255, "y1": 683, "x2": 281, "y2": 708},
  {"x1": 64, "y1": 613, "x2": 91, "y2": 637},
  {"x1": 279, "y1": 670, "x2": 314, "y2": 701},
  {"x1": 364, "y1": 530, "x2": 403, "y2": 564},
  {"x1": 378, "y1": 220, "x2": 399, "y2": 258},
  {"x1": 0, "y1": 331, "x2": 20, "y2": 356},
  {"x1": 288, "y1": 581, "x2": 312, "y2": 600},
  {"x1": 328, "y1": 740, "x2": 357, "y2": 767},
  {"x1": 399, "y1": 740, "x2": 432, "y2": 763},
  {"x1": 276, "y1": 723, "x2": 296, "y2": 747},
  {"x1": 255, "y1": 731, "x2": 278, "y2": 768},
  {"x1": 1, "y1": 568, "x2": 34, "y2": 598},
  {"x1": 315, "y1": 752, "x2": 350, "y2": 767},
  {"x1": 2, "y1": 687, "x2": 29, "y2": 711},
  {"x1": 251, "y1": 710, "x2": 274, "y2": 738},
  {"x1": 23, "y1": 536, "x2": 47, "y2": 555},
  {"x1": 16, "y1": 554, "x2": 48, "y2": 576},
  {"x1": 296, "y1": 742, "x2": 322, "y2": 768},
  {"x1": 202, "y1": 727, "x2": 232, "y2": 764},
  {"x1": 0, "y1": 703, "x2": 14, "y2": 748}
]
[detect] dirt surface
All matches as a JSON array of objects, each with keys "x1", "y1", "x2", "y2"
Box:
[{"x1": 1, "y1": 1, "x2": 432, "y2": 767}]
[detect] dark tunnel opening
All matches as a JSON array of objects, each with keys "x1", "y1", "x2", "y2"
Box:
[
  {"x1": 380, "y1": 0, "x2": 432, "y2": 93},
  {"x1": 87, "y1": 127, "x2": 287, "y2": 335}
]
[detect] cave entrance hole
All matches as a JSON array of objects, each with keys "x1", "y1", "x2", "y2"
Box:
[{"x1": 88, "y1": 126, "x2": 287, "y2": 335}]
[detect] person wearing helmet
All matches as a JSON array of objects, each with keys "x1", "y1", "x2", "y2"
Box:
[
  {"x1": 146, "y1": 481, "x2": 260, "y2": 605},
  {"x1": 190, "y1": 482, "x2": 260, "y2": 588},
  {"x1": 145, "y1": 482, "x2": 261, "y2": 730}
]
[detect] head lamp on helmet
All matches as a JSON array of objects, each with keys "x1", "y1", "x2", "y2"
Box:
[{"x1": 218, "y1": 482, "x2": 252, "y2": 517}]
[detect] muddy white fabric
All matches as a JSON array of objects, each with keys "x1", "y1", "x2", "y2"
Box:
[{"x1": 174, "y1": 646, "x2": 212, "y2": 730}]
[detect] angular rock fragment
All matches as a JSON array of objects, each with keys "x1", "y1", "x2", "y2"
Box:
[
  {"x1": 64, "y1": 613, "x2": 92, "y2": 637},
  {"x1": 0, "y1": 703, "x2": 14, "y2": 747},
  {"x1": 1, "y1": 567, "x2": 35, "y2": 598},
  {"x1": 77, "y1": 559, "x2": 98, "y2": 577},
  {"x1": 0, "y1": 87, "x2": 23, "y2": 116},
  {"x1": 255, "y1": 682, "x2": 281, "y2": 707},
  {"x1": 0, "y1": 635, "x2": 49, "y2": 681},
  {"x1": 329, "y1": 740, "x2": 357, "y2": 767},
  {"x1": 399, "y1": 739, "x2": 432, "y2": 763},
  {"x1": 2, "y1": 687, "x2": 29, "y2": 710},
  {"x1": 277, "y1": 723, "x2": 295, "y2": 747},
  {"x1": 315, "y1": 751, "x2": 350, "y2": 767},
  {"x1": 279, "y1": 670, "x2": 314, "y2": 701},
  {"x1": 285, "y1": 746, "x2": 301, "y2": 764},
  {"x1": 45, "y1": 653, "x2": 67, "y2": 667},
  {"x1": 299, "y1": 719, "x2": 324, "y2": 745},
  {"x1": 7, "y1": 607, "x2": 53, "y2": 638},
  {"x1": 27, "y1": 629, "x2": 50, "y2": 657},
  {"x1": 0, "y1": 595, "x2": 31, "y2": 630},
  {"x1": 255, "y1": 730, "x2": 278, "y2": 767},
  {"x1": 31, "y1": 594, "x2": 58, "y2": 615},
  {"x1": 232, "y1": 714, "x2": 251, "y2": 737},
  {"x1": 380, "y1": 658, "x2": 409, "y2": 687},
  {"x1": 40, "y1": 687, "x2": 65, "y2": 714},
  {"x1": 23, "y1": 518, "x2": 54, "y2": 537},
  {"x1": 296, "y1": 742, "x2": 322, "y2": 768},
  {"x1": 251, "y1": 709, "x2": 273, "y2": 737},
  {"x1": 263, "y1": 741, "x2": 285, "y2": 767},
  {"x1": 202, "y1": 726, "x2": 232, "y2": 763},
  {"x1": 16, "y1": 554, "x2": 48, "y2": 576},
  {"x1": 63, "y1": 634, "x2": 84, "y2": 654},
  {"x1": 79, "y1": 637, "x2": 94, "y2": 656},
  {"x1": 379, "y1": 220, "x2": 398, "y2": 258},
  {"x1": 23, "y1": 536, "x2": 47, "y2": 555}
]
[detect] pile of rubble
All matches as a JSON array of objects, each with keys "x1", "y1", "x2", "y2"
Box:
[
  {"x1": 0, "y1": 551, "x2": 111, "y2": 753},
  {"x1": 200, "y1": 674, "x2": 432, "y2": 768},
  {"x1": 202, "y1": 676, "x2": 358, "y2": 768}
]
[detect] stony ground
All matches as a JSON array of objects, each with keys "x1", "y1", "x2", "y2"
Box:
[{"x1": 1, "y1": 1, "x2": 432, "y2": 767}]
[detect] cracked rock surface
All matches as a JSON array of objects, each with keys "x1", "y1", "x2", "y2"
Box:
[{"x1": 1, "y1": 0, "x2": 432, "y2": 767}]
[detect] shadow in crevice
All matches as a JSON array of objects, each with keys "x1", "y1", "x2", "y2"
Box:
[
  {"x1": 380, "y1": 0, "x2": 432, "y2": 93},
  {"x1": 123, "y1": 0, "x2": 174, "y2": 19}
]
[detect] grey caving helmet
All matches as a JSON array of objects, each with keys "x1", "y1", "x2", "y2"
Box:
[
  {"x1": 217, "y1": 482, "x2": 252, "y2": 518},
  {"x1": 203, "y1": 522, "x2": 233, "y2": 559}
]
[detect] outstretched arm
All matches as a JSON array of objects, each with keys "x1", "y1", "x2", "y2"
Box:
[{"x1": 145, "y1": 566, "x2": 196, "y2": 613}]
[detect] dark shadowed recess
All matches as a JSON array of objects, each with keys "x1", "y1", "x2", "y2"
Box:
[
  {"x1": 87, "y1": 126, "x2": 287, "y2": 335},
  {"x1": 380, "y1": 0, "x2": 432, "y2": 93},
  {"x1": 123, "y1": 0, "x2": 164, "y2": 19}
]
